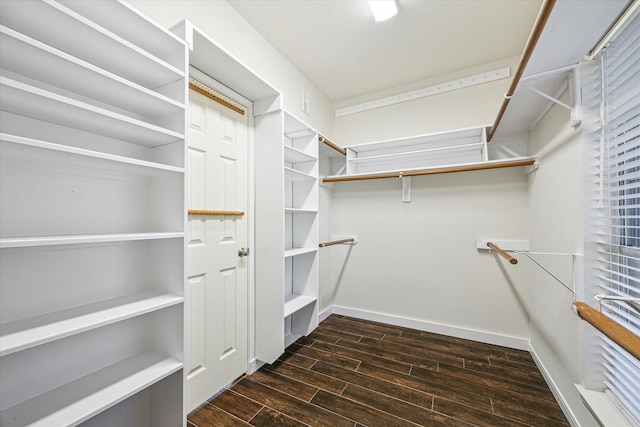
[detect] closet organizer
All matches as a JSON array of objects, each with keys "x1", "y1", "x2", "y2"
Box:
[{"x1": 0, "y1": 1, "x2": 187, "y2": 425}]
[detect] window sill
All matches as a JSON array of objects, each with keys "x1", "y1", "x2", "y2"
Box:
[{"x1": 575, "y1": 384, "x2": 636, "y2": 427}]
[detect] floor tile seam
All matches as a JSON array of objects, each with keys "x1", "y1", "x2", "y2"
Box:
[
  {"x1": 380, "y1": 335, "x2": 518, "y2": 360},
  {"x1": 346, "y1": 364, "x2": 451, "y2": 407},
  {"x1": 204, "y1": 400, "x2": 257, "y2": 426},
  {"x1": 293, "y1": 343, "x2": 364, "y2": 368},
  {"x1": 368, "y1": 337, "x2": 472, "y2": 366},
  {"x1": 438, "y1": 363, "x2": 556, "y2": 392},
  {"x1": 318, "y1": 325, "x2": 383, "y2": 341},
  {"x1": 206, "y1": 389, "x2": 264, "y2": 423},
  {"x1": 433, "y1": 395, "x2": 542, "y2": 427},
  {"x1": 338, "y1": 338, "x2": 449, "y2": 369},
  {"x1": 410, "y1": 365, "x2": 557, "y2": 400},
  {"x1": 321, "y1": 319, "x2": 404, "y2": 337},
  {"x1": 240, "y1": 377, "x2": 354, "y2": 426},
  {"x1": 262, "y1": 361, "x2": 348, "y2": 397},
  {"x1": 319, "y1": 339, "x2": 416, "y2": 373},
  {"x1": 313, "y1": 360, "x2": 439, "y2": 408},
  {"x1": 251, "y1": 404, "x2": 315, "y2": 427},
  {"x1": 322, "y1": 387, "x2": 425, "y2": 427},
  {"x1": 344, "y1": 381, "x2": 437, "y2": 415},
  {"x1": 250, "y1": 369, "x2": 320, "y2": 402}
]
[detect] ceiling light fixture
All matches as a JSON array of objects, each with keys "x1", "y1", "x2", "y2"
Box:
[{"x1": 368, "y1": 0, "x2": 397, "y2": 22}]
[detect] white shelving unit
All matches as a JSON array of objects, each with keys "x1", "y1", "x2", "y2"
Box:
[
  {"x1": 345, "y1": 125, "x2": 489, "y2": 175},
  {"x1": 0, "y1": 1, "x2": 186, "y2": 426},
  {"x1": 283, "y1": 113, "x2": 319, "y2": 348}
]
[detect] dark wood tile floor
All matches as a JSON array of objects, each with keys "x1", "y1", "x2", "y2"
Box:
[{"x1": 188, "y1": 315, "x2": 570, "y2": 426}]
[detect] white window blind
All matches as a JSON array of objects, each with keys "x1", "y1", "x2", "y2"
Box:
[{"x1": 594, "y1": 7, "x2": 640, "y2": 424}]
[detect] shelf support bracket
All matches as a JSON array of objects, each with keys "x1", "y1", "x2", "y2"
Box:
[
  {"x1": 521, "y1": 65, "x2": 582, "y2": 129},
  {"x1": 401, "y1": 175, "x2": 411, "y2": 203}
]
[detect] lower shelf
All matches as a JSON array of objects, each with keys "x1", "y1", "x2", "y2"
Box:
[
  {"x1": 284, "y1": 294, "x2": 316, "y2": 318},
  {"x1": 0, "y1": 292, "x2": 184, "y2": 357},
  {"x1": 0, "y1": 351, "x2": 182, "y2": 427}
]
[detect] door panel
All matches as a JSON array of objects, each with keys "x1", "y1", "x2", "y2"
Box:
[{"x1": 186, "y1": 88, "x2": 248, "y2": 412}]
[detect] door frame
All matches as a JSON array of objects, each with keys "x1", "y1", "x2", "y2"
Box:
[{"x1": 188, "y1": 66, "x2": 257, "y2": 375}]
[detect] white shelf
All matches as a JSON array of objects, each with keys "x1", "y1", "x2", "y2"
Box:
[
  {"x1": 284, "y1": 295, "x2": 317, "y2": 318},
  {"x1": 284, "y1": 145, "x2": 316, "y2": 164},
  {"x1": 284, "y1": 208, "x2": 318, "y2": 214},
  {"x1": 0, "y1": 232, "x2": 184, "y2": 249},
  {"x1": 0, "y1": 351, "x2": 182, "y2": 427},
  {"x1": 284, "y1": 167, "x2": 316, "y2": 182},
  {"x1": 350, "y1": 142, "x2": 484, "y2": 163},
  {"x1": 284, "y1": 247, "x2": 318, "y2": 258},
  {"x1": 0, "y1": 26, "x2": 184, "y2": 119},
  {"x1": 1, "y1": 133, "x2": 185, "y2": 174},
  {"x1": 0, "y1": 292, "x2": 183, "y2": 357},
  {"x1": 56, "y1": 0, "x2": 187, "y2": 69},
  {"x1": 0, "y1": 77, "x2": 183, "y2": 147},
  {"x1": 0, "y1": 0, "x2": 184, "y2": 89}
]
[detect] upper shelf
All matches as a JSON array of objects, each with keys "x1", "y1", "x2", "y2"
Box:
[
  {"x1": 490, "y1": 0, "x2": 629, "y2": 142},
  {"x1": 0, "y1": 0, "x2": 185, "y2": 90}
]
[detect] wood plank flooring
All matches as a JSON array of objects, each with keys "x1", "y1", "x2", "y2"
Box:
[{"x1": 188, "y1": 315, "x2": 570, "y2": 427}]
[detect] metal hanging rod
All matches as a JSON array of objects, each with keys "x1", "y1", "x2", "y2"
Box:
[
  {"x1": 319, "y1": 238, "x2": 357, "y2": 248},
  {"x1": 572, "y1": 301, "x2": 640, "y2": 360},
  {"x1": 487, "y1": 242, "x2": 518, "y2": 264}
]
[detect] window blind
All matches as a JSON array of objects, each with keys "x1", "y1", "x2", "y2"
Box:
[{"x1": 595, "y1": 7, "x2": 640, "y2": 424}]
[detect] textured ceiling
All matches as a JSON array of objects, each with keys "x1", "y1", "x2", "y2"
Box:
[{"x1": 228, "y1": 0, "x2": 543, "y2": 102}]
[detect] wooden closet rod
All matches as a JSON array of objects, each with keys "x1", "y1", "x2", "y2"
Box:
[
  {"x1": 487, "y1": 242, "x2": 518, "y2": 264},
  {"x1": 487, "y1": 0, "x2": 557, "y2": 142},
  {"x1": 188, "y1": 209, "x2": 244, "y2": 216},
  {"x1": 319, "y1": 238, "x2": 356, "y2": 248},
  {"x1": 323, "y1": 158, "x2": 535, "y2": 183},
  {"x1": 572, "y1": 301, "x2": 640, "y2": 360},
  {"x1": 189, "y1": 83, "x2": 246, "y2": 115},
  {"x1": 319, "y1": 135, "x2": 347, "y2": 156}
]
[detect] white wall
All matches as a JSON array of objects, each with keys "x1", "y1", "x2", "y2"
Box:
[
  {"x1": 127, "y1": 0, "x2": 332, "y2": 134},
  {"x1": 527, "y1": 94, "x2": 598, "y2": 426},
  {"x1": 320, "y1": 57, "x2": 531, "y2": 347},
  {"x1": 331, "y1": 56, "x2": 518, "y2": 145},
  {"x1": 325, "y1": 166, "x2": 530, "y2": 347}
]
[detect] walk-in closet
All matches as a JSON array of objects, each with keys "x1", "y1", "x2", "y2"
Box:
[{"x1": 1, "y1": 1, "x2": 638, "y2": 426}]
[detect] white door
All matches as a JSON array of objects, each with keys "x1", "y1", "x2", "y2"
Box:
[{"x1": 186, "y1": 85, "x2": 249, "y2": 412}]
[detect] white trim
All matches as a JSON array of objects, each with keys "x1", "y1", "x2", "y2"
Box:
[
  {"x1": 529, "y1": 345, "x2": 581, "y2": 427},
  {"x1": 576, "y1": 385, "x2": 637, "y2": 427},
  {"x1": 334, "y1": 68, "x2": 510, "y2": 117},
  {"x1": 322, "y1": 305, "x2": 529, "y2": 350}
]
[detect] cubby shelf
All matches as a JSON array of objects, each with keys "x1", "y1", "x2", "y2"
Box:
[
  {"x1": 284, "y1": 295, "x2": 317, "y2": 318},
  {"x1": 0, "y1": 351, "x2": 182, "y2": 427},
  {"x1": 284, "y1": 145, "x2": 317, "y2": 164},
  {"x1": 284, "y1": 247, "x2": 318, "y2": 258},
  {"x1": 0, "y1": 292, "x2": 183, "y2": 357},
  {"x1": 284, "y1": 167, "x2": 317, "y2": 182}
]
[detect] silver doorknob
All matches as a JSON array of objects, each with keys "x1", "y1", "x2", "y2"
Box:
[{"x1": 238, "y1": 247, "x2": 249, "y2": 257}]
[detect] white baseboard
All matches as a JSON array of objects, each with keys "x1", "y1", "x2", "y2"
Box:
[
  {"x1": 319, "y1": 305, "x2": 529, "y2": 350},
  {"x1": 528, "y1": 345, "x2": 580, "y2": 427},
  {"x1": 247, "y1": 358, "x2": 264, "y2": 375}
]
